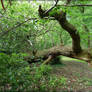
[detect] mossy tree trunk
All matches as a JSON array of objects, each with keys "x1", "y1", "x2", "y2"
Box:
[
  {"x1": 38, "y1": 6, "x2": 82, "y2": 54},
  {"x1": 25, "y1": 5, "x2": 92, "y2": 65}
]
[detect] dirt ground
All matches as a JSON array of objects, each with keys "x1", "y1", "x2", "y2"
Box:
[{"x1": 51, "y1": 60, "x2": 92, "y2": 92}]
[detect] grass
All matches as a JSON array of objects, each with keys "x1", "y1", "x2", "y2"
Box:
[
  {"x1": 50, "y1": 56, "x2": 92, "y2": 91},
  {"x1": 61, "y1": 56, "x2": 87, "y2": 64}
]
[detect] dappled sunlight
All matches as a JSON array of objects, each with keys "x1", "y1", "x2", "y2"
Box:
[{"x1": 0, "y1": 0, "x2": 92, "y2": 92}]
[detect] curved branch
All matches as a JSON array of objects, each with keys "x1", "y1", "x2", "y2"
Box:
[
  {"x1": 57, "y1": 4, "x2": 92, "y2": 7},
  {"x1": 42, "y1": 55, "x2": 53, "y2": 65},
  {"x1": 38, "y1": 6, "x2": 82, "y2": 54},
  {"x1": 44, "y1": 0, "x2": 59, "y2": 15},
  {"x1": 56, "y1": 12, "x2": 82, "y2": 54},
  {"x1": 1, "y1": 0, "x2": 5, "y2": 10}
]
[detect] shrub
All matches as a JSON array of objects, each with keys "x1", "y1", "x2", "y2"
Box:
[
  {"x1": 0, "y1": 53, "x2": 67, "y2": 92},
  {"x1": 30, "y1": 65, "x2": 67, "y2": 92},
  {"x1": 0, "y1": 53, "x2": 31, "y2": 91}
]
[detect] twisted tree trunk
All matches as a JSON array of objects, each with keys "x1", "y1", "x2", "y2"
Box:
[
  {"x1": 25, "y1": 5, "x2": 92, "y2": 65},
  {"x1": 38, "y1": 6, "x2": 82, "y2": 54},
  {"x1": 35, "y1": 5, "x2": 92, "y2": 65}
]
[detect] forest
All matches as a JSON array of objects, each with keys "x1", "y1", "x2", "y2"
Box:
[{"x1": 0, "y1": 0, "x2": 92, "y2": 92}]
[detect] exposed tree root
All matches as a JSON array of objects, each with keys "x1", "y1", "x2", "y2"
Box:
[{"x1": 42, "y1": 55, "x2": 53, "y2": 65}]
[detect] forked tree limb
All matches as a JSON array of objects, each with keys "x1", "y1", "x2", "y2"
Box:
[
  {"x1": 25, "y1": 2, "x2": 92, "y2": 65},
  {"x1": 34, "y1": 45, "x2": 92, "y2": 65},
  {"x1": 1, "y1": 0, "x2": 5, "y2": 10},
  {"x1": 44, "y1": 0, "x2": 59, "y2": 15},
  {"x1": 38, "y1": 5, "x2": 82, "y2": 54},
  {"x1": 42, "y1": 55, "x2": 53, "y2": 65},
  {"x1": 37, "y1": 3, "x2": 92, "y2": 65}
]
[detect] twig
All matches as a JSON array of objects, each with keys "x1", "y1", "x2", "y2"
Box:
[
  {"x1": 57, "y1": 4, "x2": 92, "y2": 7},
  {"x1": 44, "y1": 0, "x2": 59, "y2": 15}
]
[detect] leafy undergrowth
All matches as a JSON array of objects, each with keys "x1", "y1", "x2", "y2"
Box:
[
  {"x1": 30, "y1": 56, "x2": 92, "y2": 92},
  {"x1": 0, "y1": 53, "x2": 92, "y2": 92}
]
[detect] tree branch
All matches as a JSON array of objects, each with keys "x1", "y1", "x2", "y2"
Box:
[
  {"x1": 57, "y1": 4, "x2": 92, "y2": 7},
  {"x1": 44, "y1": 0, "x2": 59, "y2": 15},
  {"x1": 38, "y1": 6, "x2": 82, "y2": 54},
  {"x1": 1, "y1": 0, "x2": 5, "y2": 10},
  {"x1": 34, "y1": 45, "x2": 92, "y2": 65}
]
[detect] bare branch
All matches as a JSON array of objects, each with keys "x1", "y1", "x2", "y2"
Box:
[
  {"x1": 57, "y1": 4, "x2": 92, "y2": 7},
  {"x1": 1, "y1": 0, "x2": 6, "y2": 10},
  {"x1": 44, "y1": 0, "x2": 59, "y2": 15}
]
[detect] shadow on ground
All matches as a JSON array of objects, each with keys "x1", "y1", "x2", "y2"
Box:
[{"x1": 51, "y1": 59, "x2": 92, "y2": 92}]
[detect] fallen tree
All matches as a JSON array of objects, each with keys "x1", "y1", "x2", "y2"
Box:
[
  {"x1": 26, "y1": 45, "x2": 92, "y2": 65},
  {"x1": 34, "y1": 45, "x2": 91, "y2": 65},
  {"x1": 25, "y1": 1, "x2": 92, "y2": 66},
  {"x1": 37, "y1": 1, "x2": 92, "y2": 65}
]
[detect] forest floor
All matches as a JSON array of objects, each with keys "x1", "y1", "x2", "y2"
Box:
[{"x1": 51, "y1": 57, "x2": 92, "y2": 92}]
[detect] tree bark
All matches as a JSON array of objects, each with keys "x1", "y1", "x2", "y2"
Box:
[
  {"x1": 38, "y1": 6, "x2": 82, "y2": 54},
  {"x1": 34, "y1": 45, "x2": 92, "y2": 65},
  {"x1": 26, "y1": 5, "x2": 92, "y2": 65}
]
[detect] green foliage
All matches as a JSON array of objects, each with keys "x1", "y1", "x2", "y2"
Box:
[
  {"x1": 0, "y1": 53, "x2": 31, "y2": 91},
  {"x1": 0, "y1": 1, "x2": 71, "y2": 53},
  {"x1": 79, "y1": 77, "x2": 92, "y2": 86},
  {"x1": 0, "y1": 2, "x2": 38, "y2": 53},
  {"x1": 30, "y1": 65, "x2": 67, "y2": 92},
  {"x1": 49, "y1": 6, "x2": 61, "y2": 16},
  {"x1": 0, "y1": 56, "x2": 67, "y2": 92},
  {"x1": 0, "y1": 1, "x2": 92, "y2": 91},
  {"x1": 48, "y1": 76, "x2": 67, "y2": 92},
  {"x1": 35, "y1": 65, "x2": 52, "y2": 76}
]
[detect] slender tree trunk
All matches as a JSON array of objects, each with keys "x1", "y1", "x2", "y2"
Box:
[
  {"x1": 80, "y1": 6, "x2": 90, "y2": 49},
  {"x1": 83, "y1": 24, "x2": 90, "y2": 49}
]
